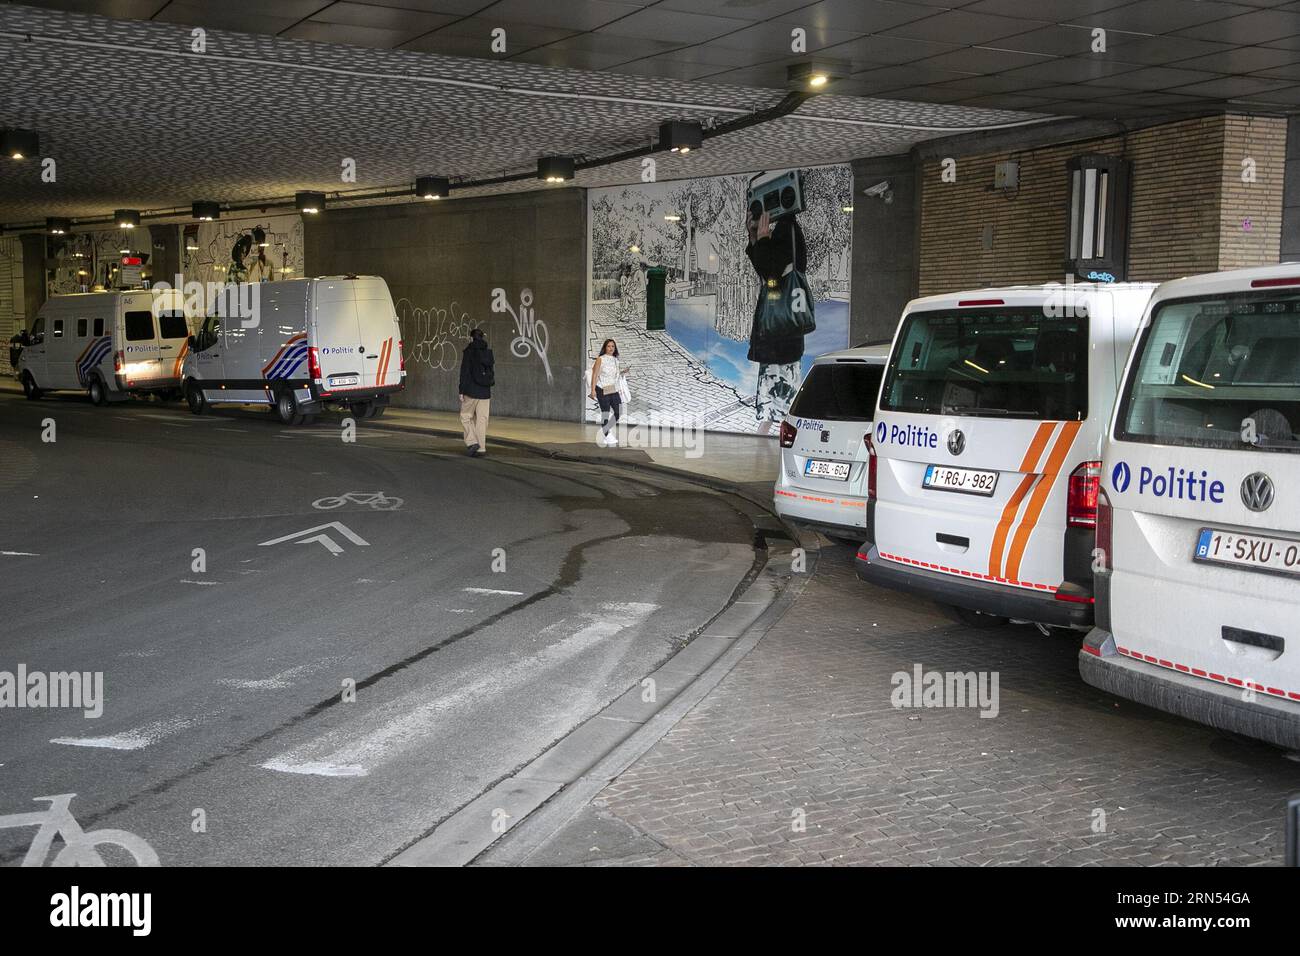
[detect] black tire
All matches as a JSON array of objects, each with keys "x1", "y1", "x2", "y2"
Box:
[
  {"x1": 351, "y1": 401, "x2": 375, "y2": 419},
  {"x1": 943, "y1": 604, "x2": 1010, "y2": 629},
  {"x1": 88, "y1": 375, "x2": 107, "y2": 406},
  {"x1": 21, "y1": 372, "x2": 41, "y2": 400},
  {"x1": 369, "y1": 404, "x2": 386, "y2": 419},
  {"x1": 301, "y1": 413, "x2": 317, "y2": 426},
  {"x1": 185, "y1": 381, "x2": 207, "y2": 416},
  {"x1": 275, "y1": 388, "x2": 304, "y2": 426}
]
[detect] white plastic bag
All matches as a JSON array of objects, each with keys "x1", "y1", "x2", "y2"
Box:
[{"x1": 617, "y1": 373, "x2": 631, "y2": 405}]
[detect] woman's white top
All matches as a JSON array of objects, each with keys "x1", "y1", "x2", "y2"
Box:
[{"x1": 594, "y1": 354, "x2": 621, "y2": 390}]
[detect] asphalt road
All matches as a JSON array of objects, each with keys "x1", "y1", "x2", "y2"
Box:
[{"x1": 0, "y1": 390, "x2": 758, "y2": 865}]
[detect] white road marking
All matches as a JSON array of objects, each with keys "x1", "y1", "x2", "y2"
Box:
[
  {"x1": 462, "y1": 587, "x2": 525, "y2": 596},
  {"x1": 259, "y1": 522, "x2": 369, "y2": 555},
  {"x1": 180, "y1": 578, "x2": 219, "y2": 586},
  {"x1": 218, "y1": 663, "x2": 322, "y2": 691},
  {"x1": 260, "y1": 602, "x2": 658, "y2": 777},
  {"x1": 216, "y1": 428, "x2": 248, "y2": 433},
  {"x1": 1, "y1": 551, "x2": 38, "y2": 556},
  {"x1": 51, "y1": 716, "x2": 196, "y2": 751}
]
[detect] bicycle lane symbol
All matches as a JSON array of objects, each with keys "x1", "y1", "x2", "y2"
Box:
[
  {"x1": 312, "y1": 491, "x2": 403, "y2": 511},
  {"x1": 0, "y1": 793, "x2": 159, "y2": 866}
]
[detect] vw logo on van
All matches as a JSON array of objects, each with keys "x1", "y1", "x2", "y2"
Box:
[
  {"x1": 1112, "y1": 461, "x2": 1132, "y2": 492},
  {"x1": 1240, "y1": 472, "x2": 1274, "y2": 512},
  {"x1": 946, "y1": 429, "x2": 965, "y2": 456}
]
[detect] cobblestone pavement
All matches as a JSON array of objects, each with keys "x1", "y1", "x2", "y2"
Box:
[{"x1": 516, "y1": 545, "x2": 1300, "y2": 866}]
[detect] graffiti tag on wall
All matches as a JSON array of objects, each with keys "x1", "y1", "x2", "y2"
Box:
[
  {"x1": 492, "y1": 287, "x2": 552, "y2": 385},
  {"x1": 396, "y1": 298, "x2": 472, "y2": 372}
]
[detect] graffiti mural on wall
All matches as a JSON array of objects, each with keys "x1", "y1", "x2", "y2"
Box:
[
  {"x1": 181, "y1": 214, "x2": 303, "y2": 287},
  {"x1": 396, "y1": 298, "x2": 473, "y2": 372},
  {"x1": 587, "y1": 164, "x2": 852, "y2": 434},
  {"x1": 48, "y1": 229, "x2": 136, "y2": 294},
  {"x1": 492, "y1": 287, "x2": 552, "y2": 385}
]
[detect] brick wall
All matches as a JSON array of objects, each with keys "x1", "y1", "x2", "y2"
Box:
[{"x1": 916, "y1": 114, "x2": 1286, "y2": 296}]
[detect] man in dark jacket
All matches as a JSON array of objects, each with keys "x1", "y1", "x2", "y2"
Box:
[
  {"x1": 746, "y1": 209, "x2": 808, "y2": 435},
  {"x1": 458, "y1": 328, "x2": 494, "y2": 457}
]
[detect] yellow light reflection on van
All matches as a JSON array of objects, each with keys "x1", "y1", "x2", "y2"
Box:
[{"x1": 1179, "y1": 374, "x2": 1215, "y2": 389}]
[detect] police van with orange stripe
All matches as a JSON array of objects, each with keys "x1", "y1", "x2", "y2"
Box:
[
  {"x1": 182, "y1": 276, "x2": 404, "y2": 425},
  {"x1": 18, "y1": 288, "x2": 193, "y2": 405},
  {"x1": 1081, "y1": 264, "x2": 1300, "y2": 749},
  {"x1": 855, "y1": 282, "x2": 1156, "y2": 629}
]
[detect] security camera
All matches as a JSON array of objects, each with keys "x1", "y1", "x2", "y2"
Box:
[{"x1": 863, "y1": 180, "x2": 893, "y2": 203}]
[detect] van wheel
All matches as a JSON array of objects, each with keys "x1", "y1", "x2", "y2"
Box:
[
  {"x1": 185, "y1": 381, "x2": 207, "y2": 416},
  {"x1": 21, "y1": 372, "x2": 41, "y2": 400},
  {"x1": 943, "y1": 604, "x2": 1009, "y2": 629},
  {"x1": 88, "y1": 375, "x2": 107, "y2": 406},
  {"x1": 275, "y1": 389, "x2": 304, "y2": 426},
  {"x1": 368, "y1": 404, "x2": 385, "y2": 419},
  {"x1": 301, "y1": 414, "x2": 317, "y2": 426}
]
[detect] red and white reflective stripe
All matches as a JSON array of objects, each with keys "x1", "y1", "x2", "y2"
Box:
[
  {"x1": 775, "y1": 489, "x2": 865, "y2": 507},
  {"x1": 878, "y1": 549, "x2": 1058, "y2": 593},
  {"x1": 1115, "y1": 645, "x2": 1300, "y2": 702}
]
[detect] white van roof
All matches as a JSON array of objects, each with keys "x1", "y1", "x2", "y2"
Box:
[
  {"x1": 903, "y1": 282, "x2": 1159, "y2": 313},
  {"x1": 812, "y1": 343, "x2": 891, "y2": 364},
  {"x1": 1146, "y1": 262, "x2": 1300, "y2": 302}
]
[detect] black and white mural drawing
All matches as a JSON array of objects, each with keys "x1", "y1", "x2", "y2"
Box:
[
  {"x1": 181, "y1": 213, "x2": 304, "y2": 287},
  {"x1": 587, "y1": 164, "x2": 852, "y2": 434}
]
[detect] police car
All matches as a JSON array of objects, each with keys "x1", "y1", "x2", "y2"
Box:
[
  {"x1": 1081, "y1": 264, "x2": 1300, "y2": 749},
  {"x1": 773, "y1": 345, "x2": 889, "y2": 546},
  {"x1": 855, "y1": 283, "x2": 1156, "y2": 629}
]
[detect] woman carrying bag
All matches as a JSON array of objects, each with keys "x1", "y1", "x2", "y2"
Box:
[{"x1": 590, "y1": 338, "x2": 630, "y2": 447}]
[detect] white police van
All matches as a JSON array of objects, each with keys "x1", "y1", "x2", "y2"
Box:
[
  {"x1": 183, "y1": 276, "x2": 404, "y2": 425},
  {"x1": 1081, "y1": 264, "x2": 1300, "y2": 749},
  {"x1": 856, "y1": 283, "x2": 1156, "y2": 629},
  {"x1": 17, "y1": 289, "x2": 192, "y2": 404},
  {"x1": 774, "y1": 344, "x2": 889, "y2": 545}
]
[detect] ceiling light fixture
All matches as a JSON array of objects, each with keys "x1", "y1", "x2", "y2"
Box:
[
  {"x1": 2, "y1": 128, "x2": 38, "y2": 160},
  {"x1": 664, "y1": 214, "x2": 682, "y2": 222},
  {"x1": 192, "y1": 200, "x2": 220, "y2": 221},
  {"x1": 415, "y1": 175, "x2": 450, "y2": 200},
  {"x1": 46, "y1": 216, "x2": 71, "y2": 235},
  {"x1": 537, "y1": 156, "x2": 575, "y2": 183},
  {"x1": 115, "y1": 209, "x2": 140, "y2": 229},
  {"x1": 787, "y1": 62, "x2": 839, "y2": 92},
  {"x1": 658, "y1": 120, "x2": 703, "y2": 154},
  {"x1": 295, "y1": 191, "x2": 326, "y2": 214}
]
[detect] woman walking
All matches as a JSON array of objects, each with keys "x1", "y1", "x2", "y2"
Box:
[{"x1": 590, "y1": 338, "x2": 628, "y2": 447}]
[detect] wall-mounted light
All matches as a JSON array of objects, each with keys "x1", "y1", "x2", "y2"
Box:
[
  {"x1": 115, "y1": 209, "x2": 141, "y2": 229},
  {"x1": 664, "y1": 214, "x2": 682, "y2": 222},
  {"x1": 119, "y1": 245, "x2": 131, "y2": 254},
  {"x1": 192, "y1": 200, "x2": 220, "y2": 221},
  {"x1": 296, "y1": 191, "x2": 326, "y2": 214},
  {"x1": 46, "y1": 217, "x2": 71, "y2": 235},
  {"x1": 537, "y1": 156, "x2": 575, "y2": 183},
  {"x1": 787, "y1": 62, "x2": 839, "y2": 92},
  {"x1": 1, "y1": 128, "x2": 38, "y2": 160},
  {"x1": 415, "y1": 175, "x2": 450, "y2": 200},
  {"x1": 842, "y1": 205, "x2": 854, "y2": 213},
  {"x1": 658, "y1": 120, "x2": 702, "y2": 154}
]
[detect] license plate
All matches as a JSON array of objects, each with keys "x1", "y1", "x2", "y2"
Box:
[
  {"x1": 805, "y1": 459, "x2": 851, "y2": 481},
  {"x1": 1194, "y1": 527, "x2": 1300, "y2": 577},
  {"x1": 329, "y1": 375, "x2": 358, "y2": 387},
  {"x1": 923, "y1": 464, "x2": 998, "y2": 496}
]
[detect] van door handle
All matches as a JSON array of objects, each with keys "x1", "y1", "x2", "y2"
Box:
[{"x1": 366, "y1": 353, "x2": 378, "y2": 359}]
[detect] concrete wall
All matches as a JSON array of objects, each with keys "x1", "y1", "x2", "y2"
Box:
[
  {"x1": 850, "y1": 154, "x2": 915, "y2": 345},
  {"x1": 305, "y1": 188, "x2": 585, "y2": 421}
]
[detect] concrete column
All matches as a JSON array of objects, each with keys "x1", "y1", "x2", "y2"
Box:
[
  {"x1": 19, "y1": 232, "x2": 46, "y2": 322},
  {"x1": 1282, "y1": 116, "x2": 1300, "y2": 263},
  {"x1": 850, "y1": 154, "x2": 916, "y2": 346}
]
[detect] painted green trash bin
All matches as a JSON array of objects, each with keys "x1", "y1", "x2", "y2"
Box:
[{"x1": 645, "y1": 266, "x2": 666, "y2": 331}]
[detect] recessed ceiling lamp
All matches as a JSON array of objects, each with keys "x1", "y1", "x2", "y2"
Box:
[
  {"x1": 295, "y1": 191, "x2": 326, "y2": 214},
  {"x1": 46, "y1": 217, "x2": 71, "y2": 235},
  {"x1": 192, "y1": 200, "x2": 220, "y2": 221},
  {"x1": 415, "y1": 176, "x2": 450, "y2": 200},
  {"x1": 787, "y1": 62, "x2": 839, "y2": 92},
  {"x1": 664, "y1": 214, "x2": 682, "y2": 222},
  {"x1": 658, "y1": 121, "x2": 702, "y2": 154},
  {"x1": 537, "y1": 156, "x2": 575, "y2": 183},
  {"x1": 115, "y1": 209, "x2": 140, "y2": 229},
  {"x1": 2, "y1": 128, "x2": 38, "y2": 160}
]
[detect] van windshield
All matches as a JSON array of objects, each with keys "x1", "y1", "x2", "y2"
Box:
[
  {"x1": 1117, "y1": 291, "x2": 1300, "y2": 453},
  {"x1": 880, "y1": 307, "x2": 1088, "y2": 420},
  {"x1": 789, "y1": 362, "x2": 884, "y2": 422}
]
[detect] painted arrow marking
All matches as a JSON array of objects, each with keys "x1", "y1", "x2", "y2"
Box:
[{"x1": 258, "y1": 522, "x2": 369, "y2": 555}]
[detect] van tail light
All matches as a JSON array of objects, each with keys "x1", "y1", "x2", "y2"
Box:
[
  {"x1": 1067, "y1": 460, "x2": 1102, "y2": 529},
  {"x1": 113, "y1": 350, "x2": 123, "y2": 373},
  {"x1": 398, "y1": 339, "x2": 405, "y2": 372},
  {"x1": 865, "y1": 432, "x2": 878, "y2": 502},
  {"x1": 308, "y1": 346, "x2": 322, "y2": 382},
  {"x1": 779, "y1": 420, "x2": 797, "y2": 448},
  {"x1": 1095, "y1": 486, "x2": 1112, "y2": 573}
]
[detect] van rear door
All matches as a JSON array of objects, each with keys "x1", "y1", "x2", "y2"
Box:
[
  {"x1": 311, "y1": 279, "x2": 364, "y2": 392},
  {"x1": 1108, "y1": 285, "x2": 1300, "y2": 693},
  {"x1": 785, "y1": 359, "x2": 883, "y2": 498},
  {"x1": 874, "y1": 303, "x2": 1093, "y2": 590},
  {"x1": 353, "y1": 278, "x2": 399, "y2": 390}
]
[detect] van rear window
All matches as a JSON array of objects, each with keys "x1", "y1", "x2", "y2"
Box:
[
  {"x1": 157, "y1": 311, "x2": 189, "y2": 339},
  {"x1": 789, "y1": 362, "x2": 884, "y2": 422},
  {"x1": 1117, "y1": 292, "x2": 1300, "y2": 453},
  {"x1": 124, "y1": 311, "x2": 155, "y2": 341},
  {"x1": 880, "y1": 308, "x2": 1088, "y2": 420}
]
